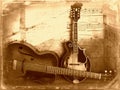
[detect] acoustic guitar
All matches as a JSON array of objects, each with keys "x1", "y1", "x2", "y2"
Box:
[
  {"x1": 61, "y1": 2, "x2": 90, "y2": 83},
  {"x1": 7, "y1": 41, "x2": 59, "y2": 84},
  {"x1": 8, "y1": 41, "x2": 113, "y2": 84}
]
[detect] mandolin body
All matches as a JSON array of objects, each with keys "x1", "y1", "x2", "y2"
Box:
[
  {"x1": 60, "y1": 3, "x2": 91, "y2": 83},
  {"x1": 7, "y1": 41, "x2": 59, "y2": 84},
  {"x1": 61, "y1": 41, "x2": 90, "y2": 82}
]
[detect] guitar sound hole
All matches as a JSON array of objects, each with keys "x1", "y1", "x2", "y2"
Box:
[{"x1": 68, "y1": 43, "x2": 72, "y2": 48}]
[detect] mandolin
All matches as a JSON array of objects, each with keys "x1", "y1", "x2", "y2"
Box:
[{"x1": 61, "y1": 2, "x2": 90, "y2": 83}]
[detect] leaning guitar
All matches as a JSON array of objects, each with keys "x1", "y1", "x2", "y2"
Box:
[
  {"x1": 7, "y1": 41, "x2": 59, "y2": 84},
  {"x1": 8, "y1": 41, "x2": 113, "y2": 84},
  {"x1": 61, "y1": 2, "x2": 90, "y2": 83}
]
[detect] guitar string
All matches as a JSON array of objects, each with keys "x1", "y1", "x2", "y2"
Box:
[{"x1": 23, "y1": 61, "x2": 102, "y2": 79}]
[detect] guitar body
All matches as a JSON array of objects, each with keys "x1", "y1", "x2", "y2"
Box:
[
  {"x1": 7, "y1": 41, "x2": 59, "y2": 84},
  {"x1": 61, "y1": 41, "x2": 90, "y2": 82},
  {"x1": 7, "y1": 41, "x2": 114, "y2": 84}
]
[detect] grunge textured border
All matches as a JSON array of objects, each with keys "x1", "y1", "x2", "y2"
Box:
[{"x1": 1, "y1": 0, "x2": 120, "y2": 90}]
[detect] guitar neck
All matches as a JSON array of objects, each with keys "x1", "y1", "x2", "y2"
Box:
[
  {"x1": 14, "y1": 60, "x2": 102, "y2": 80},
  {"x1": 46, "y1": 65, "x2": 102, "y2": 80}
]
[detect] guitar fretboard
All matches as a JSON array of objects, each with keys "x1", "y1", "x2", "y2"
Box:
[{"x1": 21, "y1": 61, "x2": 101, "y2": 79}]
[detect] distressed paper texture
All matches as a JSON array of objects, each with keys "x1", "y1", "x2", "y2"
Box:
[{"x1": 1, "y1": 0, "x2": 120, "y2": 90}]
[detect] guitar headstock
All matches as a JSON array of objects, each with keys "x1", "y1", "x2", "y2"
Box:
[
  {"x1": 70, "y1": 2, "x2": 83, "y2": 22},
  {"x1": 101, "y1": 70, "x2": 116, "y2": 81}
]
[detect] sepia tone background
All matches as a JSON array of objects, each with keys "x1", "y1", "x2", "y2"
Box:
[{"x1": 1, "y1": 0, "x2": 120, "y2": 90}]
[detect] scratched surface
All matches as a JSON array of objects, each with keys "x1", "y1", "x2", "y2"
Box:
[{"x1": 1, "y1": 0, "x2": 120, "y2": 90}]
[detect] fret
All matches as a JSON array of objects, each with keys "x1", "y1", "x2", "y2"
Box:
[
  {"x1": 62, "y1": 68, "x2": 65, "y2": 75},
  {"x1": 56, "y1": 67, "x2": 61, "y2": 75},
  {"x1": 74, "y1": 39, "x2": 77, "y2": 41},
  {"x1": 72, "y1": 69, "x2": 75, "y2": 76},
  {"x1": 71, "y1": 69, "x2": 75, "y2": 76},
  {"x1": 86, "y1": 72, "x2": 88, "y2": 77},
  {"x1": 94, "y1": 73, "x2": 101, "y2": 79},
  {"x1": 90, "y1": 72, "x2": 92, "y2": 78},
  {"x1": 82, "y1": 71, "x2": 85, "y2": 77},
  {"x1": 68, "y1": 69, "x2": 72, "y2": 76},
  {"x1": 73, "y1": 22, "x2": 77, "y2": 24},
  {"x1": 47, "y1": 66, "x2": 54, "y2": 74},
  {"x1": 77, "y1": 70, "x2": 82, "y2": 77},
  {"x1": 75, "y1": 69, "x2": 79, "y2": 77},
  {"x1": 92, "y1": 73, "x2": 94, "y2": 79},
  {"x1": 74, "y1": 33, "x2": 77, "y2": 35},
  {"x1": 83, "y1": 71, "x2": 85, "y2": 77},
  {"x1": 54, "y1": 67, "x2": 65, "y2": 75},
  {"x1": 87, "y1": 72, "x2": 90, "y2": 78},
  {"x1": 53, "y1": 67, "x2": 57, "y2": 74},
  {"x1": 74, "y1": 36, "x2": 78, "y2": 40},
  {"x1": 94, "y1": 73, "x2": 97, "y2": 79},
  {"x1": 71, "y1": 69, "x2": 74, "y2": 76},
  {"x1": 60, "y1": 68, "x2": 63, "y2": 75},
  {"x1": 63, "y1": 68, "x2": 67, "y2": 75},
  {"x1": 54, "y1": 67, "x2": 57, "y2": 74},
  {"x1": 92, "y1": 73, "x2": 95, "y2": 79},
  {"x1": 57, "y1": 67, "x2": 60, "y2": 74},
  {"x1": 65, "y1": 68, "x2": 68, "y2": 75}
]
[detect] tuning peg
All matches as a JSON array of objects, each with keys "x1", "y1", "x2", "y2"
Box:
[
  {"x1": 103, "y1": 70, "x2": 108, "y2": 81},
  {"x1": 104, "y1": 70, "x2": 108, "y2": 74},
  {"x1": 109, "y1": 70, "x2": 112, "y2": 74}
]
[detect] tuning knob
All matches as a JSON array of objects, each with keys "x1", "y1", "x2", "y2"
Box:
[
  {"x1": 109, "y1": 70, "x2": 112, "y2": 74},
  {"x1": 104, "y1": 70, "x2": 108, "y2": 74},
  {"x1": 103, "y1": 70, "x2": 108, "y2": 81}
]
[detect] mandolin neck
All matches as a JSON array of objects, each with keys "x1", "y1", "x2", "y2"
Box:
[
  {"x1": 73, "y1": 21, "x2": 78, "y2": 54},
  {"x1": 14, "y1": 60, "x2": 102, "y2": 80}
]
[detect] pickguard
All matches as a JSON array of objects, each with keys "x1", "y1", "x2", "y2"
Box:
[{"x1": 68, "y1": 53, "x2": 87, "y2": 71}]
